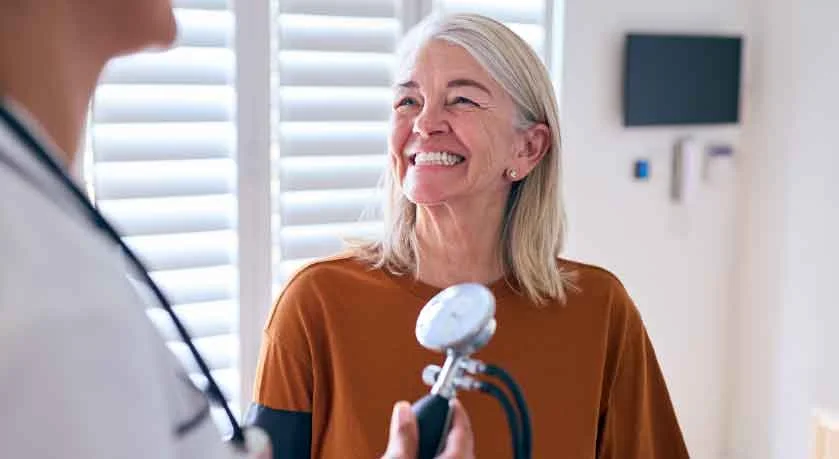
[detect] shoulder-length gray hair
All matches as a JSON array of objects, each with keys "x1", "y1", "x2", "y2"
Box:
[{"x1": 353, "y1": 13, "x2": 572, "y2": 304}]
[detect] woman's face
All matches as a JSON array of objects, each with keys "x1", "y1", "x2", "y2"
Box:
[
  {"x1": 389, "y1": 39, "x2": 526, "y2": 207},
  {"x1": 72, "y1": 0, "x2": 177, "y2": 57}
]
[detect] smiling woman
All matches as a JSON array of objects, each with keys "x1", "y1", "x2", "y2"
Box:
[
  {"x1": 247, "y1": 13, "x2": 690, "y2": 459},
  {"x1": 368, "y1": 14, "x2": 569, "y2": 303},
  {"x1": 391, "y1": 41, "x2": 535, "y2": 211}
]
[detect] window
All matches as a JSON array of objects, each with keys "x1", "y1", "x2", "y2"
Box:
[
  {"x1": 272, "y1": 0, "x2": 400, "y2": 289},
  {"x1": 86, "y1": 0, "x2": 555, "y2": 433},
  {"x1": 90, "y1": 0, "x2": 239, "y2": 433}
]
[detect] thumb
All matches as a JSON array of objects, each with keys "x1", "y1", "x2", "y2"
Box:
[{"x1": 382, "y1": 401, "x2": 418, "y2": 459}]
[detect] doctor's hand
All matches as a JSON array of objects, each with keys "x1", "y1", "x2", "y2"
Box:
[
  {"x1": 225, "y1": 426, "x2": 272, "y2": 459},
  {"x1": 380, "y1": 399, "x2": 475, "y2": 459}
]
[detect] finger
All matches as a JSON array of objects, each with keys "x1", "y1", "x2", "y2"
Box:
[
  {"x1": 381, "y1": 401, "x2": 418, "y2": 459},
  {"x1": 241, "y1": 427, "x2": 271, "y2": 459},
  {"x1": 438, "y1": 399, "x2": 474, "y2": 458}
]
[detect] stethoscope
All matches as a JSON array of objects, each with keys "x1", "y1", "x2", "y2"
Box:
[
  {"x1": 412, "y1": 283, "x2": 533, "y2": 459},
  {"x1": 0, "y1": 104, "x2": 247, "y2": 448}
]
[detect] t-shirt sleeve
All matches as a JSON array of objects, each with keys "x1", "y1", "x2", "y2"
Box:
[
  {"x1": 246, "y1": 277, "x2": 318, "y2": 459},
  {"x1": 252, "y1": 329, "x2": 314, "y2": 411},
  {"x1": 597, "y1": 284, "x2": 690, "y2": 458}
]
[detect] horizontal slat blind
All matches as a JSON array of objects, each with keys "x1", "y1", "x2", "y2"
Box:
[
  {"x1": 90, "y1": 0, "x2": 239, "y2": 433},
  {"x1": 273, "y1": 0, "x2": 398, "y2": 289}
]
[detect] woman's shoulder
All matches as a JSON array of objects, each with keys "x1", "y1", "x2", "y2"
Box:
[
  {"x1": 267, "y1": 252, "x2": 382, "y2": 325},
  {"x1": 284, "y1": 251, "x2": 378, "y2": 285},
  {"x1": 277, "y1": 251, "x2": 396, "y2": 303},
  {"x1": 557, "y1": 257, "x2": 641, "y2": 323},
  {"x1": 558, "y1": 258, "x2": 627, "y2": 291}
]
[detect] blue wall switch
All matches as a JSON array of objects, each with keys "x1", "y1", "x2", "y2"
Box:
[{"x1": 633, "y1": 159, "x2": 650, "y2": 180}]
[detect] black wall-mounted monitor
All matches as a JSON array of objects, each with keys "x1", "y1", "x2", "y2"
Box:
[{"x1": 623, "y1": 33, "x2": 743, "y2": 126}]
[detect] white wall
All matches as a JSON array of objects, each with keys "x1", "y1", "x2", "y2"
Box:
[
  {"x1": 559, "y1": 0, "x2": 753, "y2": 457},
  {"x1": 730, "y1": 0, "x2": 839, "y2": 457}
]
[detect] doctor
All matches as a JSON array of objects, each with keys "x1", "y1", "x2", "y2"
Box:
[{"x1": 0, "y1": 0, "x2": 474, "y2": 458}]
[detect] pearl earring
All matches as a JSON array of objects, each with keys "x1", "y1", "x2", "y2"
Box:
[{"x1": 508, "y1": 169, "x2": 518, "y2": 179}]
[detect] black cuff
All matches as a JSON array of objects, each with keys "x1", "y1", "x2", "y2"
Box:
[{"x1": 244, "y1": 403, "x2": 312, "y2": 459}]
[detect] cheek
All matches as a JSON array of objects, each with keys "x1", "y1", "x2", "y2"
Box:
[
  {"x1": 389, "y1": 116, "x2": 412, "y2": 150},
  {"x1": 481, "y1": 120, "x2": 518, "y2": 164},
  {"x1": 388, "y1": 118, "x2": 413, "y2": 170},
  {"x1": 455, "y1": 116, "x2": 510, "y2": 166}
]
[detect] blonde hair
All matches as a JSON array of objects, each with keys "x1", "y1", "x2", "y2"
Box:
[{"x1": 353, "y1": 13, "x2": 572, "y2": 304}]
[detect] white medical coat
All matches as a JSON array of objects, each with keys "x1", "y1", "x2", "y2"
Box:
[{"x1": 0, "y1": 102, "x2": 235, "y2": 458}]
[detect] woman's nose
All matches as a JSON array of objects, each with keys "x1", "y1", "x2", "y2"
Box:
[{"x1": 412, "y1": 103, "x2": 450, "y2": 138}]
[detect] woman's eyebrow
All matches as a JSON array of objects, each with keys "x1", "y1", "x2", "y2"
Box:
[
  {"x1": 446, "y1": 79, "x2": 492, "y2": 96},
  {"x1": 394, "y1": 80, "x2": 418, "y2": 90},
  {"x1": 393, "y1": 79, "x2": 492, "y2": 96}
]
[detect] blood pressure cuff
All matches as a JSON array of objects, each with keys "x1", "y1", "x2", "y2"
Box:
[{"x1": 244, "y1": 403, "x2": 311, "y2": 459}]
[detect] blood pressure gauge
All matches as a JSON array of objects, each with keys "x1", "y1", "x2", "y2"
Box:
[
  {"x1": 412, "y1": 283, "x2": 531, "y2": 459},
  {"x1": 415, "y1": 283, "x2": 496, "y2": 356}
]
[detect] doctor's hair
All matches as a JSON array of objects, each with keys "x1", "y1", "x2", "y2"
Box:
[{"x1": 352, "y1": 13, "x2": 571, "y2": 304}]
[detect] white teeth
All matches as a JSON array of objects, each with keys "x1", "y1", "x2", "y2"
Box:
[{"x1": 412, "y1": 151, "x2": 465, "y2": 166}]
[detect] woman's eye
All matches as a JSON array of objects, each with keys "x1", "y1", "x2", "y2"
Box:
[
  {"x1": 395, "y1": 97, "x2": 418, "y2": 109},
  {"x1": 450, "y1": 96, "x2": 479, "y2": 107}
]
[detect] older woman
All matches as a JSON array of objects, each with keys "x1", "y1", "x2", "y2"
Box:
[{"x1": 248, "y1": 13, "x2": 689, "y2": 459}]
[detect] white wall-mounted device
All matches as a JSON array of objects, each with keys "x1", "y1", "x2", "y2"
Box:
[{"x1": 671, "y1": 137, "x2": 702, "y2": 203}]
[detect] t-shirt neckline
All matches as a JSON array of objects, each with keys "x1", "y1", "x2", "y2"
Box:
[{"x1": 384, "y1": 269, "x2": 519, "y2": 303}]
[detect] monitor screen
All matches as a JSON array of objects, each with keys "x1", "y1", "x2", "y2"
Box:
[{"x1": 623, "y1": 33, "x2": 743, "y2": 126}]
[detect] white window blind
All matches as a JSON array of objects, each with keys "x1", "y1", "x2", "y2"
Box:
[
  {"x1": 90, "y1": 0, "x2": 240, "y2": 434},
  {"x1": 272, "y1": 0, "x2": 400, "y2": 288}
]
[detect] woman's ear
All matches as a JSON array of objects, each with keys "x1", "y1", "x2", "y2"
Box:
[{"x1": 511, "y1": 123, "x2": 551, "y2": 179}]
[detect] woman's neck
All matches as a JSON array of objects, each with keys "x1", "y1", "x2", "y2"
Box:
[
  {"x1": 0, "y1": 19, "x2": 104, "y2": 167},
  {"x1": 414, "y1": 194, "x2": 509, "y2": 289}
]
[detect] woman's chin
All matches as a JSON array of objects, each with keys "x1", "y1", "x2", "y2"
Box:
[
  {"x1": 403, "y1": 188, "x2": 450, "y2": 206},
  {"x1": 401, "y1": 172, "x2": 460, "y2": 206}
]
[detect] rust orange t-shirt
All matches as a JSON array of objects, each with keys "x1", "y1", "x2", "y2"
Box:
[{"x1": 248, "y1": 254, "x2": 689, "y2": 458}]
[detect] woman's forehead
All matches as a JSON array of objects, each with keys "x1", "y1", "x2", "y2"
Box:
[{"x1": 394, "y1": 41, "x2": 497, "y2": 91}]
